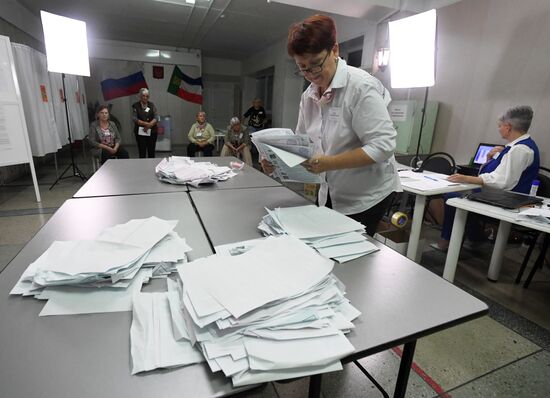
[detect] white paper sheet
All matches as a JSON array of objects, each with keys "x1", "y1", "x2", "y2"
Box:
[
  {"x1": 38, "y1": 269, "x2": 152, "y2": 316},
  {"x1": 130, "y1": 292, "x2": 204, "y2": 374}
]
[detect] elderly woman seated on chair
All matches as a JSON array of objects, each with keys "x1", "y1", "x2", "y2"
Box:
[
  {"x1": 433, "y1": 105, "x2": 540, "y2": 251},
  {"x1": 88, "y1": 105, "x2": 130, "y2": 164},
  {"x1": 220, "y1": 117, "x2": 253, "y2": 166},
  {"x1": 187, "y1": 111, "x2": 215, "y2": 157}
]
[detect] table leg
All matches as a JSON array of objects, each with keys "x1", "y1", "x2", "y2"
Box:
[
  {"x1": 487, "y1": 221, "x2": 511, "y2": 281},
  {"x1": 394, "y1": 341, "x2": 417, "y2": 398},
  {"x1": 443, "y1": 208, "x2": 467, "y2": 282},
  {"x1": 406, "y1": 195, "x2": 426, "y2": 262},
  {"x1": 308, "y1": 374, "x2": 322, "y2": 398}
]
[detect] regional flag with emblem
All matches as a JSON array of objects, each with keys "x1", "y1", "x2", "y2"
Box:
[{"x1": 167, "y1": 65, "x2": 203, "y2": 104}]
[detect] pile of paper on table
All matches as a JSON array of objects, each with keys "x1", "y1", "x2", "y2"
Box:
[
  {"x1": 258, "y1": 205, "x2": 379, "y2": 263},
  {"x1": 10, "y1": 217, "x2": 192, "y2": 316},
  {"x1": 155, "y1": 156, "x2": 236, "y2": 187},
  {"x1": 130, "y1": 235, "x2": 360, "y2": 384}
]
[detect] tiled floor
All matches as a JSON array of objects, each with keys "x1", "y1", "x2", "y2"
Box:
[{"x1": 1, "y1": 147, "x2": 549, "y2": 397}]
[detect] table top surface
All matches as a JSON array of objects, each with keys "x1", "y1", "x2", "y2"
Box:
[
  {"x1": 74, "y1": 157, "x2": 281, "y2": 198},
  {"x1": 0, "y1": 193, "x2": 239, "y2": 398},
  {"x1": 447, "y1": 197, "x2": 550, "y2": 233},
  {"x1": 74, "y1": 158, "x2": 188, "y2": 198},
  {"x1": 397, "y1": 163, "x2": 480, "y2": 196},
  {"x1": 1, "y1": 187, "x2": 488, "y2": 398},
  {"x1": 191, "y1": 187, "x2": 488, "y2": 359}
]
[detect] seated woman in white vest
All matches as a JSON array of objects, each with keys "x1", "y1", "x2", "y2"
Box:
[
  {"x1": 220, "y1": 117, "x2": 253, "y2": 166},
  {"x1": 435, "y1": 105, "x2": 540, "y2": 251}
]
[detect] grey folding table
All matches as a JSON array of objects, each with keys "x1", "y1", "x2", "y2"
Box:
[
  {"x1": 0, "y1": 193, "x2": 247, "y2": 398},
  {"x1": 190, "y1": 186, "x2": 489, "y2": 398},
  {"x1": 74, "y1": 158, "x2": 189, "y2": 198}
]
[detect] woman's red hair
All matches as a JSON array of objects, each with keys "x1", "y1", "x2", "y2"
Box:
[{"x1": 287, "y1": 14, "x2": 337, "y2": 56}]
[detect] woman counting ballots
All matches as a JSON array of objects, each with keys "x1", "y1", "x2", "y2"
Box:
[
  {"x1": 434, "y1": 105, "x2": 540, "y2": 251},
  {"x1": 262, "y1": 14, "x2": 400, "y2": 236}
]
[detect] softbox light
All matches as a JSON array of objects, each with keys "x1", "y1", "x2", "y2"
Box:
[
  {"x1": 41, "y1": 10, "x2": 90, "y2": 76},
  {"x1": 389, "y1": 9, "x2": 436, "y2": 89}
]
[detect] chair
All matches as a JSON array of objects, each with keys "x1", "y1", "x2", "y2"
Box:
[
  {"x1": 514, "y1": 166, "x2": 550, "y2": 287},
  {"x1": 82, "y1": 136, "x2": 100, "y2": 173},
  {"x1": 413, "y1": 152, "x2": 457, "y2": 175}
]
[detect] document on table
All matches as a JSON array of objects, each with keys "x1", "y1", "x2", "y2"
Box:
[
  {"x1": 398, "y1": 170, "x2": 460, "y2": 190},
  {"x1": 130, "y1": 291, "x2": 204, "y2": 374},
  {"x1": 37, "y1": 268, "x2": 152, "y2": 316},
  {"x1": 178, "y1": 236, "x2": 334, "y2": 318}
]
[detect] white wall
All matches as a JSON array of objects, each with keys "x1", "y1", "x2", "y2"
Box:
[
  {"x1": 242, "y1": 16, "x2": 379, "y2": 130},
  {"x1": 426, "y1": 0, "x2": 550, "y2": 165},
  {"x1": 203, "y1": 56, "x2": 242, "y2": 76}
]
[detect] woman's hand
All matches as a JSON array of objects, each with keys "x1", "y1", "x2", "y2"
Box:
[
  {"x1": 260, "y1": 158, "x2": 274, "y2": 175},
  {"x1": 303, "y1": 155, "x2": 329, "y2": 174},
  {"x1": 486, "y1": 146, "x2": 504, "y2": 161}
]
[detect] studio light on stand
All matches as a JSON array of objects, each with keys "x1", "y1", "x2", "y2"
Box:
[
  {"x1": 41, "y1": 10, "x2": 90, "y2": 189},
  {"x1": 389, "y1": 9, "x2": 437, "y2": 172}
]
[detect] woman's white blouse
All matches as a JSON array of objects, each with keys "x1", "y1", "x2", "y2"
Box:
[{"x1": 296, "y1": 58, "x2": 401, "y2": 214}]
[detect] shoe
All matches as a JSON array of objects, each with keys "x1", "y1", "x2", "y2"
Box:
[{"x1": 429, "y1": 242, "x2": 448, "y2": 253}]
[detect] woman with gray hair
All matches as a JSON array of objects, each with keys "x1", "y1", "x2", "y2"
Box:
[
  {"x1": 221, "y1": 117, "x2": 253, "y2": 165},
  {"x1": 132, "y1": 88, "x2": 159, "y2": 158},
  {"x1": 433, "y1": 105, "x2": 540, "y2": 251}
]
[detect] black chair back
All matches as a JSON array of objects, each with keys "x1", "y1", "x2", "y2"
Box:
[
  {"x1": 537, "y1": 166, "x2": 550, "y2": 198},
  {"x1": 416, "y1": 152, "x2": 457, "y2": 175}
]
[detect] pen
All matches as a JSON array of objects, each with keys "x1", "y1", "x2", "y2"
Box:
[{"x1": 424, "y1": 175, "x2": 438, "y2": 182}]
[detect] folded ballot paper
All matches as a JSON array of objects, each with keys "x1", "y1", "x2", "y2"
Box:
[
  {"x1": 258, "y1": 205, "x2": 379, "y2": 263},
  {"x1": 10, "y1": 217, "x2": 192, "y2": 316},
  {"x1": 250, "y1": 128, "x2": 320, "y2": 183},
  {"x1": 155, "y1": 156, "x2": 236, "y2": 187},
  {"x1": 129, "y1": 235, "x2": 360, "y2": 383}
]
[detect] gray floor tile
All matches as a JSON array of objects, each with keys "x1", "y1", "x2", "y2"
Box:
[
  {"x1": 272, "y1": 375, "x2": 311, "y2": 398},
  {"x1": 322, "y1": 351, "x2": 437, "y2": 398},
  {"x1": 448, "y1": 350, "x2": 550, "y2": 398},
  {"x1": 0, "y1": 214, "x2": 52, "y2": 245},
  {"x1": 413, "y1": 316, "x2": 540, "y2": 392}
]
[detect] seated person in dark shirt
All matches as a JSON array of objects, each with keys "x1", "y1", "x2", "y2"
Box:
[{"x1": 243, "y1": 98, "x2": 266, "y2": 132}]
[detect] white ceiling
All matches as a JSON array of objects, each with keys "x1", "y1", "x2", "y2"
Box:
[{"x1": 16, "y1": 0, "x2": 461, "y2": 59}]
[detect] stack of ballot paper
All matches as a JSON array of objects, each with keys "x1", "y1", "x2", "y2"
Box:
[
  {"x1": 130, "y1": 236, "x2": 360, "y2": 383},
  {"x1": 258, "y1": 205, "x2": 379, "y2": 263},
  {"x1": 10, "y1": 217, "x2": 192, "y2": 316},
  {"x1": 156, "y1": 156, "x2": 236, "y2": 187},
  {"x1": 398, "y1": 169, "x2": 460, "y2": 190},
  {"x1": 251, "y1": 128, "x2": 320, "y2": 183}
]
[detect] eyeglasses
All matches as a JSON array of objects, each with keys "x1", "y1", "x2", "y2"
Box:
[{"x1": 294, "y1": 49, "x2": 331, "y2": 76}]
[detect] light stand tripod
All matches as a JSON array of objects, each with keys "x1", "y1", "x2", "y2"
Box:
[
  {"x1": 49, "y1": 73, "x2": 87, "y2": 189},
  {"x1": 412, "y1": 87, "x2": 429, "y2": 172}
]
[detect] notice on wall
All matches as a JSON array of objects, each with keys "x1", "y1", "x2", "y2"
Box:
[{"x1": 389, "y1": 103, "x2": 409, "y2": 122}]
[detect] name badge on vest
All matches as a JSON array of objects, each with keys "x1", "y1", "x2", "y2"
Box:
[
  {"x1": 144, "y1": 107, "x2": 150, "y2": 113},
  {"x1": 328, "y1": 107, "x2": 342, "y2": 122}
]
